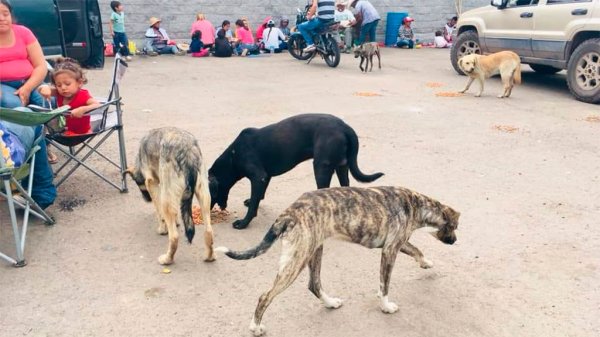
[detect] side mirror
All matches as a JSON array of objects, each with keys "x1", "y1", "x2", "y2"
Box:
[{"x1": 490, "y1": 0, "x2": 508, "y2": 9}]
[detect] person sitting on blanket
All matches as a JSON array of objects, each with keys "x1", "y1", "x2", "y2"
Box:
[{"x1": 38, "y1": 57, "x2": 100, "y2": 136}]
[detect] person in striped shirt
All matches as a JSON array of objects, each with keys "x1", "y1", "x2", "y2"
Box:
[{"x1": 297, "y1": 0, "x2": 336, "y2": 53}]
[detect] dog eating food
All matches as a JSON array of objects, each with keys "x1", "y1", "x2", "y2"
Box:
[{"x1": 126, "y1": 127, "x2": 215, "y2": 265}]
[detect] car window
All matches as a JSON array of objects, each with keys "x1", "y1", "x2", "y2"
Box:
[
  {"x1": 507, "y1": 0, "x2": 539, "y2": 7},
  {"x1": 547, "y1": 0, "x2": 591, "y2": 4}
]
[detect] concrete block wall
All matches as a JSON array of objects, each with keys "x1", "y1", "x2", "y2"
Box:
[{"x1": 99, "y1": 0, "x2": 488, "y2": 45}]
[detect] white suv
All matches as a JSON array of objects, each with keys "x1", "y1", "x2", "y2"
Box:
[{"x1": 451, "y1": 0, "x2": 600, "y2": 104}]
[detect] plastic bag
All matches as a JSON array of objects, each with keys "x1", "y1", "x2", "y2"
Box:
[{"x1": 0, "y1": 123, "x2": 26, "y2": 168}]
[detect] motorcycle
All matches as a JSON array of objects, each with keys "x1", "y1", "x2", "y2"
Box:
[{"x1": 288, "y1": 5, "x2": 341, "y2": 68}]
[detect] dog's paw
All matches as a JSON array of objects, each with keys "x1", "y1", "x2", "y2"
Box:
[
  {"x1": 156, "y1": 226, "x2": 168, "y2": 235},
  {"x1": 204, "y1": 253, "x2": 216, "y2": 262},
  {"x1": 497, "y1": 94, "x2": 506, "y2": 99},
  {"x1": 420, "y1": 258, "x2": 434, "y2": 269},
  {"x1": 475, "y1": 93, "x2": 482, "y2": 97},
  {"x1": 323, "y1": 296, "x2": 343, "y2": 309},
  {"x1": 380, "y1": 301, "x2": 399, "y2": 314},
  {"x1": 233, "y1": 219, "x2": 249, "y2": 230},
  {"x1": 158, "y1": 254, "x2": 174, "y2": 265},
  {"x1": 458, "y1": 90, "x2": 467, "y2": 94},
  {"x1": 249, "y1": 320, "x2": 266, "y2": 336}
]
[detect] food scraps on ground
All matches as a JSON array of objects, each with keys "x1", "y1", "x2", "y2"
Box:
[
  {"x1": 584, "y1": 116, "x2": 600, "y2": 123},
  {"x1": 426, "y1": 82, "x2": 445, "y2": 88},
  {"x1": 353, "y1": 92, "x2": 382, "y2": 97},
  {"x1": 192, "y1": 205, "x2": 230, "y2": 225},
  {"x1": 161, "y1": 268, "x2": 171, "y2": 274},
  {"x1": 492, "y1": 125, "x2": 519, "y2": 133},
  {"x1": 435, "y1": 91, "x2": 464, "y2": 97}
]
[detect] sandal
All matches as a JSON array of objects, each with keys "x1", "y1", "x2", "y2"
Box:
[{"x1": 47, "y1": 150, "x2": 58, "y2": 164}]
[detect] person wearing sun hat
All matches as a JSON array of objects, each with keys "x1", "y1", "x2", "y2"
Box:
[
  {"x1": 144, "y1": 17, "x2": 185, "y2": 56},
  {"x1": 396, "y1": 16, "x2": 415, "y2": 49}
]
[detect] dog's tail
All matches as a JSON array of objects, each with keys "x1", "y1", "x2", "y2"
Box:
[
  {"x1": 181, "y1": 165, "x2": 197, "y2": 244},
  {"x1": 345, "y1": 127, "x2": 384, "y2": 183},
  {"x1": 513, "y1": 63, "x2": 522, "y2": 85},
  {"x1": 215, "y1": 217, "x2": 291, "y2": 260}
]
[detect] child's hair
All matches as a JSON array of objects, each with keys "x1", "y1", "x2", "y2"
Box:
[
  {"x1": 110, "y1": 1, "x2": 121, "y2": 12},
  {"x1": 52, "y1": 57, "x2": 87, "y2": 85},
  {"x1": 192, "y1": 30, "x2": 202, "y2": 40},
  {"x1": 435, "y1": 30, "x2": 442, "y2": 37},
  {"x1": 217, "y1": 29, "x2": 226, "y2": 39},
  {"x1": 196, "y1": 13, "x2": 205, "y2": 21},
  {"x1": 451, "y1": 16, "x2": 458, "y2": 21},
  {"x1": 222, "y1": 20, "x2": 230, "y2": 28},
  {"x1": 235, "y1": 19, "x2": 244, "y2": 27}
]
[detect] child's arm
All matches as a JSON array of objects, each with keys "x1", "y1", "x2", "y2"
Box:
[
  {"x1": 37, "y1": 84, "x2": 57, "y2": 100},
  {"x1": 70, "y1": 98, "x2": 101, "y2": 118},
  {"x1": 109, "y1": 14, "x2": 115, "y2": 36}
]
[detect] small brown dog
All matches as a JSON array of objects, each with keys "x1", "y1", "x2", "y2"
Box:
[
  {"x1": 458, "y1": 51, "x2": 521, "y2": 98},
  {"x1": 353, "y1": 42, "x2": 381, "y2": 73}
]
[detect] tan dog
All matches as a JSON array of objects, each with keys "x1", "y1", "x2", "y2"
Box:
[
  {"x1": 126, "y1": 127, "x2": 215, "y2": 265},
  {"x1": 353, "y1": 42, "x2": 381, "y2": 73},
  {"x1": 216, "y1": 186, "x2": 459, "y2": 336},
  {"x1": 458, "y1": 51, "x2": 521, "y2": 98}
]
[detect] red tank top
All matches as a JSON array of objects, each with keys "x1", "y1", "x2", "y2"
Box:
[{"x1": 57, "y1": 89, "x2": 92, "y2": 134}]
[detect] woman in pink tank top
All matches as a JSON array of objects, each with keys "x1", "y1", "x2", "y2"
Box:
[{"x1": 0, "y1": 0, "x2": 47, "y2": 108}]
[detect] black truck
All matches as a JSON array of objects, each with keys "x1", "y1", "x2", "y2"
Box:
[{"x1": 12, "y1": 0, "x2": 105, "y2": 68}]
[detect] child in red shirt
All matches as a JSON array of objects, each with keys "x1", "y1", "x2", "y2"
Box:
[{"x1": 38, "y1": 57, "x2": 100, "y2": 135}]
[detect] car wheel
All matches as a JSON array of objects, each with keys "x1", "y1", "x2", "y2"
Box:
[
  {"x1": 567, "y1": 38, "x2": 600, "y2": 104},
  {"x1": 451, "y1": 31, "x2": 482, "y2": 75},
  {"x1": 529, "y1": 64, "x2": 562, "y2": 74}
]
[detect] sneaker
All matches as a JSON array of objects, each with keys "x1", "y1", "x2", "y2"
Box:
[
  {"x1": 303, "y1": 44, "x2": 316, "y2": 53},
  {"x1": 125, "y1": 56, "x2": 132, "y2": 61},
  {"x1": 175, "y1": 49, "x2": 187, "y2": 56},
  {"x1": 241, "y1": 48, "x2": 249, "y2": 57},
  {"x1": 147, "y1": 51, "x2": 159, "y2": 56}
]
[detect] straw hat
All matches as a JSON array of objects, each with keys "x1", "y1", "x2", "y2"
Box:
[
  {"x1": 335, "y1": 0, "x2": 348, "y2": 6},
  {"x1": 149, "y1": 17, "x2": 161, "y2": 27}
]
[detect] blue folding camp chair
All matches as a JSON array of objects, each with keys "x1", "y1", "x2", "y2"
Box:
[{"x1": 0, "y1": 106, "x2": 68, "y2": 267}]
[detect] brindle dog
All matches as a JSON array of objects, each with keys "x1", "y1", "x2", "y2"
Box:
[
  {"x1": 217, "y1": 186, "x2": 459, "y2": 336},
  {"x1": 353, "y1": 42, "x2": 381, "y2": 73}
]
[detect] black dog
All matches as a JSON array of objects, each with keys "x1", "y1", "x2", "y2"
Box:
[{"x1": 209, "y1": 114, "x2": 384, "y2": 229}]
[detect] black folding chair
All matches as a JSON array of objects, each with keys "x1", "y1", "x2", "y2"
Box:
[{"x1": 45, "y1": 55, "x2": 129, "y2": 192}]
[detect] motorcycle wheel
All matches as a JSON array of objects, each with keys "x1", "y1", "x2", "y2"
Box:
[
  {"x1": 288, "y1": 34, "x2": 313, "y2": 60},
  {"x1": 323, "y1": 36, "x2": 340, "y2": 67}
]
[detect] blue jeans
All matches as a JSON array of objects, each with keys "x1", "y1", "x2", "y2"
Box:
[
  {"x1": 396, "y1": 39, "x2": 414, "y2": 49},
  {"x1": 112, "y1": 31, "x2": 130, "y2": 56},
  {"x1": 235, "y1": 43, "x2": 258, "y2": 55},
  {"x1": 144, "y1": 39, "x2": 178, "y2": 54},
  {"x1": 359, "y1": 19, "x2": 379, "y2": 44},
  {"x1": 298, "y1": 18, "x2": 330, "y2": 46},
  {"x1": 1, "y1": 115, "x2": 56, "y2": 209},
  {"x1": 1, "y1": 81, "x2": 44, "y2": 108}
]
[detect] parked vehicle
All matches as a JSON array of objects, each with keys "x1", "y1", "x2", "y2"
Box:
[
  {"x1": 12, "y1": 0, "x2": 104, "y2": 68},
  {"x1": 288, "y1": 5, "x2": 341, "y2": 68},
  {"x1": 451, "y1": 0, "x2": 600, "y2": 104}
]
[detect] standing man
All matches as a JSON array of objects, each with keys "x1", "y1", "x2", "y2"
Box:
[
  {"x1": 297, "y1": 0, "x2": 336, "y2": 53},
  {"x1": 333, "y1": 1, "x2": 356, "y2": 53},
  {"x1": 350, "y1": 0, "x2": 380, "y2": 44}
]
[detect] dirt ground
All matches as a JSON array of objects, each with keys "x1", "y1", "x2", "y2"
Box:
[{"x1": 1, "y1": 48, "x2": 599, "y2": 337}]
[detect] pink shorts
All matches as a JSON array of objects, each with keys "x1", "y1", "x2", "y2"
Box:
[{"x1": 192, "y1": 49, "x2": 210, "y2": 57}]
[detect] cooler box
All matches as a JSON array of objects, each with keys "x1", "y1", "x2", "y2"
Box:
[{"x1": 385, "y1": 12, "x2": 409, "y2": 46}]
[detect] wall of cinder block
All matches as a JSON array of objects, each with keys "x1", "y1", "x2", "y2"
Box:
[{"x1": 98, "y1": 0, "x2": 488, "y2": 44}]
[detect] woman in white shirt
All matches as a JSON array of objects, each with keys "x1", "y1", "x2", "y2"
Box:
[{"x1": 261, "y1": 20, "x2": 286, "y2": 53}]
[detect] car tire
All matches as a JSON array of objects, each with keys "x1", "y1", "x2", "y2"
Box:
[
  {"x1": 567, "y1": 38, "x2": 600, "y2": 104},
  {"x1": 451, "y1": 31, "x2": 482, "y2": 75},
  {"x1": 529, "y1": 64, "x2": 562, "y2": 74}
]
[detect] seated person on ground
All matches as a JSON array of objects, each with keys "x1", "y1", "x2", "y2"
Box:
[
  {"x1": 234, "y1": 19, "x2": 258, "y2": 56},
  {"x1": 189, "y1": 30, "x2": 209, "y2": 57},
  {"x1": 214, "y1": 29, "x2": 233, "y2": 57},
  {"x1": 434, "y1": 30, "x2": 450, "y2": 48},
  {"x1": 38, "y1": 58, "x2": 100, "y2": 135},
  {"x1": 444, "y1": 16, "x2": 457, "y2": 43},
  {"x1": 216, "y1": 20, "x2": 235, "y2": 42},
  {"x1": 397, "y1": 16, "x2": 415, "y2": 49},
  {"x1": 261, "y1": 20, "x2": 286, "y2": 53},
  {"x1": 144, "y1": 17, "x2": 185, "y2": 56}
]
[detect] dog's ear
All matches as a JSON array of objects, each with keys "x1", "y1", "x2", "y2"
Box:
[{"x1": 458, "y1": 58, "x2": 463, "y2": 68}]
